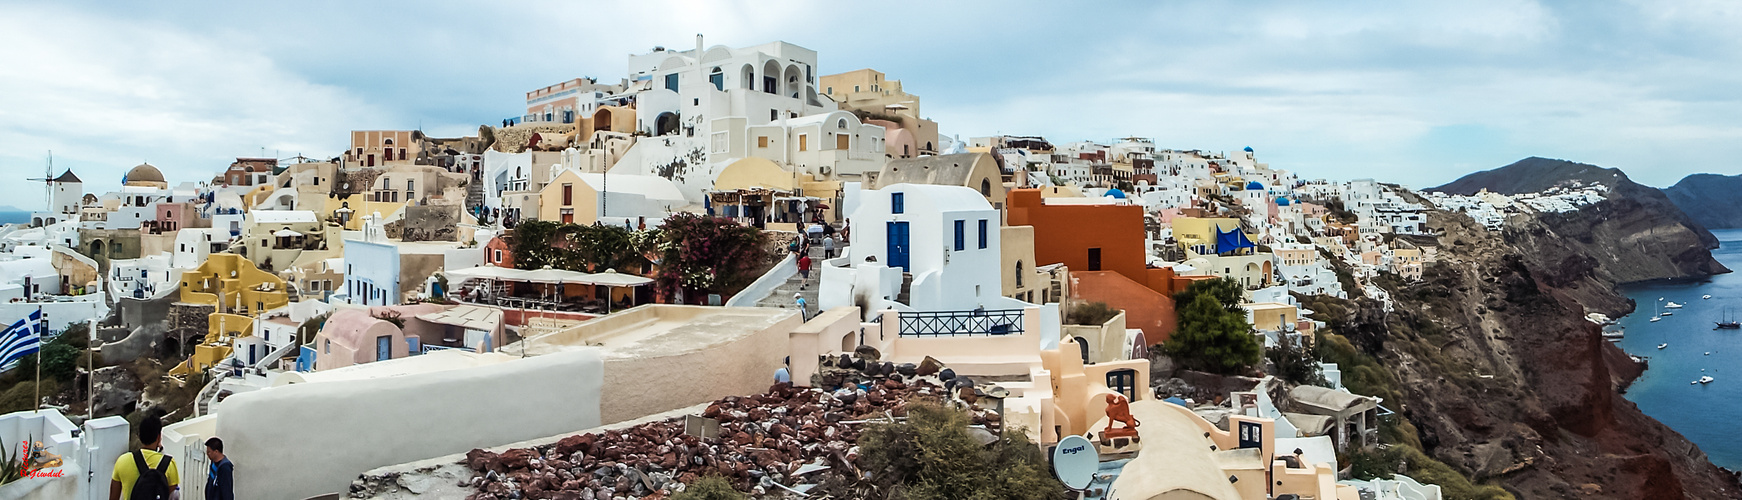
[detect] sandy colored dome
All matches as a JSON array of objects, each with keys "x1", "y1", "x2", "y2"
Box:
[{"x1": 125, "y1": 163, "x2": 165, "y2": 185}]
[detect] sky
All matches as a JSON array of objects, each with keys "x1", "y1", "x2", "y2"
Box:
[{"x1": 2, "y1": 0, "x2": 1741, "y2": 210}]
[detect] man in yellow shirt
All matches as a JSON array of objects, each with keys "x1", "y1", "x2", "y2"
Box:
[{"x1": 111, "y1": 412, "x2": 179, "y2": 500}]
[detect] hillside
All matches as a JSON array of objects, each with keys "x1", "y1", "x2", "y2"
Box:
[
  {"x1": 1431, "y1": 157, "x2": 1723, "y2": 282},
  {"x1": 1663, "y1": 173, "x2": 1742, "y2": 229},
  {"x1": 1302, "y1": 207, "x2": 1739, "y2": 499}
]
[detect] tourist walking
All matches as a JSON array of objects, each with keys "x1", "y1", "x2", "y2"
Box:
[
  {"x1": 794, "y1": 293, "x2": 809, "y2": 321},
  {"x1": 205, "y1": 437, "x2": 235, "y2": 500},
  {"x1": 798, "y1": 254, "x2": 813, "y2": 286},
  {"x1": 822, "y1": 235, "x2": 836, "y2": 259},
  {"x1": 111, "y1": 411, "x2": 179, "y2": 500}
]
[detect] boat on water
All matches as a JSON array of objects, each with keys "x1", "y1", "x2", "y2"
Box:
[
  {"x1": 1658, "y1": 343, "x2": 1668, "y2": 349},
  {"x1": 1666, "y1": 301, "x2": 1684, "y2": 309},
  {"x1": 1693, "y1": 375, "x2": 1715, "y2": 385},
  {"x1": 1704, "y1": 295, "x2": 1713, "y2": 300},
  {"x1": 1651, "y1": 316, "x2": 1661, "y2": 322},
  {"x1": 1602, "y1": 329, "x2": 1624, "y2": 339},
  {"x1": 1661, "y1": 311, "x2": 1674, "y2": 316},
  {"x1": 1717, "y1": 308, "x2": 1739, "y2": 329}
]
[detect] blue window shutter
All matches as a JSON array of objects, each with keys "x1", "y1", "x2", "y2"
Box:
[
  {"x1": 954, "y1": 220, "x2": 965, "y2": 251},
  {"x1": 891, "y1": 192, "x2": 904, "y2": 214},
  {"x1": 978, "y1": 219, "x2": 988, "y2": 249}
]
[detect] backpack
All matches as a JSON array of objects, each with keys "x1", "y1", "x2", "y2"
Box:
[{"x1": 130, "y1": 450, "x2": 174, "y2": 500}]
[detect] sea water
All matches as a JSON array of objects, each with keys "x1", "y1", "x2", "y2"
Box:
[
  {"x1": 0, "y1": 211, "x2": 30, "y2": 225},
  {"x1": 1616, "y1": 228, "x2": 1742, "y2": 469}
]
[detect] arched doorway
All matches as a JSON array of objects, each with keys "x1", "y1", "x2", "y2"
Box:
[
  {"x1": 88, "y1": 239, "x2": 104, "y2": 259},
  {"x1": 593, "y1": 108, "x2": 613, "y2": 134},
  {"x1": 654, "y1": 112, "x2": 680, "y2": 136}
]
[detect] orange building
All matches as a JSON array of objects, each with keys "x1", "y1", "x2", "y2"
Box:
[{"x1": 1006, "y1": 189, "x2": 1208, "y2": 343}]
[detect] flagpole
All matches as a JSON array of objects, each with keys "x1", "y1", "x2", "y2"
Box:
[{"x1": 34, "y1": 307, "x2": 42, "y2": 413}]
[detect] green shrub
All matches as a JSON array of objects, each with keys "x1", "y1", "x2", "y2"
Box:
[
  {"x1": 1065, "y1": 301, "x2": 1119, "y2": 326},
  {"x1": 855, "y1": 403, "x2": 1066, "y2": 500},
  {"x1": 1165, "y1": 287, "x2": 1262, "y2": 374},
  {"x1": 672, "y1": 475, "x2": 746, "y2": 500}
]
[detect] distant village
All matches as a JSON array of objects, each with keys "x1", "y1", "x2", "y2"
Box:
[{"x1": 0, "y1": 38, "x2": 1583, "y2": 500}]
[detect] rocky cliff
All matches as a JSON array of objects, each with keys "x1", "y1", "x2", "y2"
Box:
[
  {"x1": 1432, "y1": 157, "x2": 1725, "y2": 284},
  {"x1": 1663, "y1": 173, "x2": 1742, "y2": 229},
  {"x1": 1311, "y1": 198, "x2": 1739, "y2": 497}
]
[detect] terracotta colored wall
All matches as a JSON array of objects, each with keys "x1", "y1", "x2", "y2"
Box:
[
  {"x1": 1070, "y1": 271, "x2": 1175, "y2": 343},
  {"x1": 1006, "y1": 189, "x2": 1147, "y2": 285}
]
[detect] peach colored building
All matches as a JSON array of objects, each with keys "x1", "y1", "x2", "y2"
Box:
[
  {"x1": 820, "y1": 68, "x2": 939, "y2": 158},
  {"x1": 346, "y1": 130, "x2": 420, "y2": 167}
]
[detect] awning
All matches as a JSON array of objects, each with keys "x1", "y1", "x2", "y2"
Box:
[
  {"x1": 416, "y1": 305, "x2": 504, "y2": 331},
  {"x1": 273, "y1": 229, "x2": 303, "y2": 237},
  {"x1": 445, "y1": 266, "x2": 526, "y2": 282},
  {"x1": 521, "y1": 267, "x2": 596, "y2": 284},
  {"x1": 587, "y1": 269, "x2": 654, "y2": 287}
]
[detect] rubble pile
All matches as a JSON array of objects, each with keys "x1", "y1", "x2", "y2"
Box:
[{"x1": 458, "y1": 349, "x2": 1003, "y2": 500}]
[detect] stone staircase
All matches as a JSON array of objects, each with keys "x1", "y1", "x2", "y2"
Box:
[
  {"x1": 896, "y1": 272, "x2": 913, "y2": 305},
  {"x1": 465, "y1": 178, "x2": 485, "y2": 210},
  {"x1": 756, "y1": 245, "x2": 821, "y2": 314}
]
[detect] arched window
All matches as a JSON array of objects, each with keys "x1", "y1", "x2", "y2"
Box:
[
  {"x1": 837, "y1": 119, "x2": 848, "y2": 130},
  {"x1": 1015, "y1": 261, "x2": 1024, "y2": 287},
  {"x1": 384, "y1": 138, "x2": 394, "y2": 146},
  {"x1": 980, "y1": 178, "x2": 991, "y2": 197},
  {"x1": 709, "y1": 67, "x2": 724, "y2": 91}
]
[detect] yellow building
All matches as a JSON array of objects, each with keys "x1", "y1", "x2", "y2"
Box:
[
  {"x1": 171, "y1": 313, "x2": 255, "y2": 377},
  {"x1": 178, "y1": 253, "x2": 290, "y2": 316},
  {"x1": 1393, "y1": 247, "x2": 1423, "y2": 280},
  {"x1": 1171, "y1": 217, "x2": 1246, "y2": 255},
  {"x1": 819, "y1": 68, "x2": 940, "y2": 157}
]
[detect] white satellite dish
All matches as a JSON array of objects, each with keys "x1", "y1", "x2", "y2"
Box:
[{"x1": 1051, "y1": 434, "x2": 1098, "y2": 490}]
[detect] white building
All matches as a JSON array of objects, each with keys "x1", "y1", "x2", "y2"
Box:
[
  {"x1": 820, "y1": 184, "x2": 1028, "y2": 318},
  {"x1": 612, "y1": 38, "x2": 872, "y2": 202},
  {"x1": 339, "y1": 215, "x2": 400, "y2": 306}
]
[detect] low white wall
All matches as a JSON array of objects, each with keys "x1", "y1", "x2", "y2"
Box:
[
  {"x1": 726, "y1": 252, "x2": 795, "y2": 307},
  {"x1": 215, "y1": 349, "x2": 604, "y2": 500}
]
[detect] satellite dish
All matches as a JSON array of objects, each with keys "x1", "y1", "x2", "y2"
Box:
[{"x1": 1051, "y1": 434, "x2": 1098, "y2": 490}]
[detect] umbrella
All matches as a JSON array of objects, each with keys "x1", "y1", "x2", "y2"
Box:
[
  {"x1": 273, "y1": 229, "x2": 303, "y2": 237},
  {"x1": 589, "y1": 269, "x2": 653, "y2": 314}
]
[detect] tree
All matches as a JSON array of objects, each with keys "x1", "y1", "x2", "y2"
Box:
[
  {"x1": 852, "y1": 403, "x2": 1067, "y2": 500},
  {"x1": 1165, "y1": 293, "x2": 1262, "y2": 374},
  {"x1": 655, "y1": 213, "x2": 770, "y2": 299},
  {"x1": 1266, "y1": 335, "x2": 1326, "y2": 386},
  {"x1": 1173, "y1": 277, "x2": 1244, "y2": 313}
]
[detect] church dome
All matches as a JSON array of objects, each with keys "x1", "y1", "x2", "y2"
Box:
[
  {"x1": 1245, "y1": 181, "x2": 1264, "y2": 191},
  {"x1": 125, "y1": 163, "x2": 165, "y2": 185},
  {"x1": 1276, "y1": 197, "x2": 1292, "y2": 206}
]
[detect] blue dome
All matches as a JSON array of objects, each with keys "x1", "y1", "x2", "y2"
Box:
[
  {"x1": 1104, "y1": 188, "x2": 1127, "y2": 199},
  {"x1": 1245, "y1": 181, "x2": 1264, "y2": 190},
  {"x1": 1276, "y1": 197, "x2": 1292, "y2": 206},
  {"x1": 1243, "y1": 146, "x2": 1254, "y2": 153}
]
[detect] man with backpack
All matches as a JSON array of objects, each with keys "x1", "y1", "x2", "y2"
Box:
[{"x1": 110, "y1": 411, "x2": 179, "y2": 500}]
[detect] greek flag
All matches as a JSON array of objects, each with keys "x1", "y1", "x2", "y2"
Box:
[{"x1": 0, "y1": 309, "x2": 43, "y2": 371}]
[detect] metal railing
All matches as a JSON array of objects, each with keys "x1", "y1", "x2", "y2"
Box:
[{"x1": 896, "y1": 309, "x2": 1024, "y2": 337}]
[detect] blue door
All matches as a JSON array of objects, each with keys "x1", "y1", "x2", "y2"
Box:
[
  {"x1": 377, "y1": 335, "x2": 392, "y2": 361},
  {"x1": 886, "y1": 221, "x2": 910, "y2": 272}
]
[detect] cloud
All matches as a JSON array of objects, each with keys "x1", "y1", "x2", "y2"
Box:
[
  {"x1": 3, "y1": 0, "x2": 1740, "y2": 209},
  {"x1": 0, "y1": 4, "x2": 383, "y2": 207}
]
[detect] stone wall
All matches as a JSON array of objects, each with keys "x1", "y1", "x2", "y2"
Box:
[{"x1": 400, "y1": 204, "x2": 461, "y2": 242}]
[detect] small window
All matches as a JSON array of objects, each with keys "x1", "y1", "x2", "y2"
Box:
[
  {"x1": 891, "y1": 192, "x2": 904, "y2": 214},
  {"x1": 770, "y1": 109, "x2": 778, "y2": 121},
  {"x1": 954, "y1": 220, "x2": 965, "y2": 251},
  {"x1": 664, "y1": 73, "x2": 679, "y2": 91},
  {"x1": 758, "y1": 136, "x2": 769, "y2": 148},
  {"x1": 798, "y1": 135, "x2": 808, "y2": 152},
  {"x1": 981, "y1": 178, "x2": 992, "y2": 197},
  {"x1": 562, "y1": 184, "x2": 573, "y2": 205},
  {"x1": 826, "y1": 87, "x2": 832, "y2": 94},
  {"x1": 978, "y1": 220, "x2": 988, "y2": 249}
]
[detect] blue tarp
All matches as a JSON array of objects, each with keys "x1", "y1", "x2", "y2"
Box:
[{"x1": 1216, "y1": 226, "x2": 1255, "y2": 254}]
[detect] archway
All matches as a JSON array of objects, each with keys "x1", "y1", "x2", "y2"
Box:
[
  {"x1": 654, "y1": 112, "x2": 680, "y2": 136},
  {"x1": 593, "y1": 107, "x2": 613, "y2": 134},
  {"x1": 740, "y1": 64, "x2": 755, "y2": 90},
  {"x1": 761, "y1": 60, "x2": 780, "y2": 93},
  {"x1": 88, "y1": 239, "x2": 104, "y2": 258},
  {"x1": 783, "y1": 65, "x2": 802, "y2": 98}
]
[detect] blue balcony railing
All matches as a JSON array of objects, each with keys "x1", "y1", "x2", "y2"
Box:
[{"x1": 896, "y1": 309, "x2": 1024, "y2": 337}]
